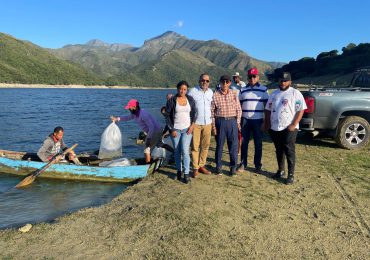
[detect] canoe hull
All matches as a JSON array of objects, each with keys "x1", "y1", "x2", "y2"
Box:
[{"x1": 0, "y1": 156, "x2": 155, "y2": 183}]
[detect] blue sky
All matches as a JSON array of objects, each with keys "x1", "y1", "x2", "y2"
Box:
[{"x1": 1, "y1": 0, "x2": 369, "y2": 63}]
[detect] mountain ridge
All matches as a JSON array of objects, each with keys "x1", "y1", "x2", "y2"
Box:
[
  {"x1": 0, "y1": 31, "x2": 284, "y2": 87},
  {"x1": 50, "y1": 30, "x2": 274, "y2": 86}
]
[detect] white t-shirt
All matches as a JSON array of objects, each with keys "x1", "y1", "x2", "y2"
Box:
[
  {"x1": 265, "y1": 87, "x2": 307, "y2": 131},
  {"x1": 174, "y1": 100, "x2": 191, "y2": 130}
]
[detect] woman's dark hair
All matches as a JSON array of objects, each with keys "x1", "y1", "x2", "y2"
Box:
[
  {"x1": 176, "y1": 80, "x2": 190, "y2": 90},
  {"x1": 54, "y1": 126, "x2": 64, "y2": 133}
]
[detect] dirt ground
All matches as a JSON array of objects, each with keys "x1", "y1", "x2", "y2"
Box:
[{"x1": 1, "y1": 134, "x2": 369, "y2": 259}]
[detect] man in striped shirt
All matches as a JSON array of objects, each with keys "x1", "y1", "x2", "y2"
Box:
[
  {"x1": 237, "y1": 68, "x2": 269, "y2": 173},
  {"x1": 211, "y1": 75, "x2": 242, "y2": 176}
]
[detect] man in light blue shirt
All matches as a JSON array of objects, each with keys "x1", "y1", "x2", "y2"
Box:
[{"x1": 188, "y1": 73, "x2": 214, "y2": 177}]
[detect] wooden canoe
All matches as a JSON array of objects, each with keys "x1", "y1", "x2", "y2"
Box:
[{"x1": 0, "y1": 149, "x2": 162, "y2": 183}]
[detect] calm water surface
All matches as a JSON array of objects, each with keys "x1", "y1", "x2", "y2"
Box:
[{"x1": 0, "y1": 88, "x2": 174, "y2": 229}]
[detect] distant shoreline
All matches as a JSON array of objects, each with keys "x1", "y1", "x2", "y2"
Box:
[
  {"x1": 0, "y1": 83, "x2": 174, "y2": 89},
  {"x1": 0, "y1": 82, "x2": 320, "y2": 90}
]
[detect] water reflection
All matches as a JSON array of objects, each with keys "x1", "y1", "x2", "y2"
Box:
[
  {"x1": 0, "y1": 173, "x2": 128, "y2": 229},
  {"x1": 0, "y1": 88, "x2": 173, "y2": 229}
]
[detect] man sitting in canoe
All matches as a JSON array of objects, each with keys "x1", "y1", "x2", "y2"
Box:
[
  {"x1": 111, "y1": 99, "x2": 173, "y2": 163},
  {"x1": 37, "y1": 126, "x2": 76, "y2": 163}
]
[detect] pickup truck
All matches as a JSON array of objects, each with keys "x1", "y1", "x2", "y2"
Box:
[{"x1": 300, "y1": 68, "x2": 370, "y2": 149}]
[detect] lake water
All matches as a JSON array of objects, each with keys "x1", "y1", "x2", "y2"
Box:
[{"x1": 0, "y1": 88, "x2": 174, "y2": 229}]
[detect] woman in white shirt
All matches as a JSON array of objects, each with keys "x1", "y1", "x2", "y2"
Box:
[{"x1": 165, "y1": 81, "x2": 196, "y2": 184}]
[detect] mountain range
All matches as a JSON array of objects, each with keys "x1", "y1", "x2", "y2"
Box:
[
  {"x1": 50, "y1": 31, "x2": 275, "y2": 87},
  {"x1": 0, "y1": 31, "x2": 278, "y2": 87}
]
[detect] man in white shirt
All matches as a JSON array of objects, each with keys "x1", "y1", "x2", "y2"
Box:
[
  {"x1": 237, "y1": 68, "x2": 269, "y2": 173},
  {"x1": 188, "y1": 73, "x2": 214, "y2": 177},
  {"x1": 264, "y1": 72, "x2": 307, "y2": 184}
]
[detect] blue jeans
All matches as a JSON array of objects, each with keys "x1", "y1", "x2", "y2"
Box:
[
  {"x1": 240, "y1": 118, "x2": 263, "y2": 169},
  {"x1": 170, "y1": 128, "x2": 192, "y2": 175}
]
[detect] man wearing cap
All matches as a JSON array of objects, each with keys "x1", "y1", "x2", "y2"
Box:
[
  {"x1": 238, "y1": 68, "x2": 269, "y2": 173},
  {"x1": 211, "y1": 75, "x2": 242, "y2": 176},
  {"x1": 264, "y1": 72, "x2": 307, "y2": 184},
  {"x1": 111, "y1": 99, "x2": 164, "y2": 163},
  {"x1": 188, "y1": 73, "x2": 213, "y2": 177},
  {"x1": 231, "y1": 72, "x2": 246, "y2": 92}
]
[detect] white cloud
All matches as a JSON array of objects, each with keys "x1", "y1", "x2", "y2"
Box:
[{"x1": 175, "y1": 20, "x2": 184, "y2": 28}]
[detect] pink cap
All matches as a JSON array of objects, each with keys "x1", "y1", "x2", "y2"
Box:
[
  {"x1": 124, "y1": 99, "x2": 139, "y2": 109},
  {"x1": 247, "y1": 68, "x2": 259, "y2": 76}
]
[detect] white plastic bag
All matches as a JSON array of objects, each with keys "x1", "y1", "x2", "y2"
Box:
[
  {"x1": 98, "y1": 122, "x2": 122, "y2": 159},
  {"x1": 99, "y1": 157, "x2": 131, "y2": 167}
]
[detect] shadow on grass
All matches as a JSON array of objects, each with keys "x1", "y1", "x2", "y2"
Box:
[
  {"x1": 295, "y1": 132, "x2": 339, "y2": 149},
  {"x1": 155, "y1": 165, "x2": 177, "y2": 180},
  {"x1": 241, "y1": 166, "x2": 287, "y2": 184},
  {"x1": 208, "y1": 131, "x2": 340, "y2": 151}
]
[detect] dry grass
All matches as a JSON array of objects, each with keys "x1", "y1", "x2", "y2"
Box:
[{"x1": 0, "y1": 133, "x2": 369, "y2": 259}]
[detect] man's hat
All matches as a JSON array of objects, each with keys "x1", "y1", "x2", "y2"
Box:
[
  {"x1": 219, "y1": 75, "x2": 231, "y2": 82},
  {"x1": 279, "y1": 72, "x2": 292, "y2": 81},
  {"x1": 124, "y1": 99, "x2": 139, "y2": 109},
  {"x1": 247, "y1": 68, "x2": 259, "y2": 76},
  {"x1": 232, "y1": 72, "x2": 241, "y2": 77}
]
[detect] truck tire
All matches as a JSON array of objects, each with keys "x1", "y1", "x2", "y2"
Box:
[{"x1": 335, "y1": 116, "x2": 370, "y2": 149}]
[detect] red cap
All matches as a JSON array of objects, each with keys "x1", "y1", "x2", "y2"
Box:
[
  {"x1": 247, "y1": 68, "x2": 259, "y2": 76},
  {"x1": 124, "y1": 99, "x2": 139, "y2": 109}
]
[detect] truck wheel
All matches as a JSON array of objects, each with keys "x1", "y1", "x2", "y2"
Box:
[{"x1": 335, "y1": 116, "x2": 370, "y2": 149}]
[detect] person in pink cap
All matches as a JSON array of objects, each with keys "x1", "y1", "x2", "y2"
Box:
[{"x1": 111, "y1": 99, "x2": 166, "y2": 163}]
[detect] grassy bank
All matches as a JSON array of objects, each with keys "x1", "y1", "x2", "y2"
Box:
[{"x1": 0, "y1": 134, "x2": 369, "y2": 259}]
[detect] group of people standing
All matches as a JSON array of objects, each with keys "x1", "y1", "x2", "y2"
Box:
[
  {"x1": 111, "y1": 68, "x2": 306, "y2": 185},
  {"x1": 37, "y1": 68, "x2": 305, "y2": 186}
]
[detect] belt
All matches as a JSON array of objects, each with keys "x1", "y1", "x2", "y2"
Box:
[{"x1": 216, "y1": 116, "x2": 237, "y2": 120}]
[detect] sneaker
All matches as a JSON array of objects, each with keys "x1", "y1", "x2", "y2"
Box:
[
  {"x1": 183, "y1": 174, "x2": 191, "y2": 184},
  {"x1": 216, "y1": 168, "x2": 223, "y2": 176},
  {"x1": 286, "y1": 174, "x2": 294, "y2": 185},
  {"x1": 272, "y1": 170, "x2": 284, "y2": 179},
  {"x1": 237, "y1": 164, "x2": 246, "y2": 173},
  {"x1": 230, "y1": 168, "x2": 238, "y2": 177}
]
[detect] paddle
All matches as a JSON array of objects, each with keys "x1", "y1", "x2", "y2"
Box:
[{"x1": 15, "y1": 143, "x2": 78, "y2": 188}]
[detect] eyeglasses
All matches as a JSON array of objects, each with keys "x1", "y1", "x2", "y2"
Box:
[
  {"x1": 248, "y1": 75, "x2": 257, "y2": 79},
  {"x1": 201, "y1": 79, "x2": 210, "y2": 83},
  {"x1": 220, "y1": 80, "x2": 230, "y2": 83}
]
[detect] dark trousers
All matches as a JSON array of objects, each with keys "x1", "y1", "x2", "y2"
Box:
[
  {"x1": 240, "y1": 118, "x2": 263, "y2": 169},
  {"x1": 269, "y1": 129, "x2": 298, "y2": 176},
  {"x1": 215, "y1": 118, "x2": 238, "y2": 170}
]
